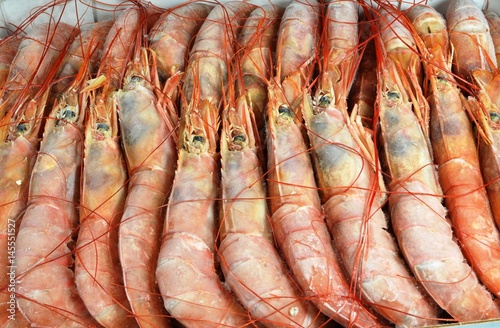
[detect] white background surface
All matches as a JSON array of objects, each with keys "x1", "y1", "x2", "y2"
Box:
[{"x1": 0, "y1": 0, "x2": 497, "y2": 37}]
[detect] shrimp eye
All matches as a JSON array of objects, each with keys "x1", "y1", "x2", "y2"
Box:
[
  {"x1": 192, "y1": 135, "x2": 204, "y2": 143},
  {"x1": 63, "y1": 109, "x2": 76, "y2": 120},
  {"x1": 96, "y1": 122, "x2": 109, "y2": 132},
  {"x1": 490, "y1": 112, "x2": 500, "y2": 123},
  {"x1": 131, "y1": 76, "x2": 142, "y2": 83},
  {"x1": 278, "y1": 104, "x2": 292, "y2": 117},
  {"x1": 232, "y1": 134, "x2": 245, "y2": 143},
  {"x1": 16, "y1": 122, "x2": 28, "y2": 133},
  {"x1": 318, "y1": 95, "x2": 331, "y2": 107},
  {"x1": 437, "y1": 73, "x2": 447, "y2": 82},
  {"x1": 387, "y1": 91, "x2": 400, "y2": 100}
]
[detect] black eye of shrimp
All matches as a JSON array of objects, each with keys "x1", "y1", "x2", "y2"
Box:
[
  {"x1": 437, "y1": 73, "x2": 447, "y2": 82},
  {"x1": 16, "y1": 122, "x2": 28, "y2": 134},
  {"x1": 490, "y1": 112, "x2": 500, "y2": 123},
  {"x1": 131, "y1": 76, "x2": 142, "y2": 83},
  {"x1": 232, "y1": 134, "x2": 245, "y2": 143},
  {"x1": 63, "y1": 109, "x2": 76, "y2": 120},
  {"x1": 192, "y1": 135, "x2": 204, "y2": 143},
  {"x1": 96, "y1": 122, "x2": 109, "y2": 132},
  {"x1": 387, "y1": 91, "x2": 400, "y2": 100},
  {"x1": 278, "y1": 104, "x2": 292, "y2": 117},
  {"x1": 318, "y1": 94, "x2": 331, "y2": 107}
]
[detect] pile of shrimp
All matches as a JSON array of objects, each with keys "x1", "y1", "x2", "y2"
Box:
[{"x1": 3, "y1": 0, "x2": 500, "y2": 327}]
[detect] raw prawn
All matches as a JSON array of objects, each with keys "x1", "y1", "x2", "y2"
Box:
[
  {"x1": 446, "y1": 0, "x2": 497, "y2": 82},
  {"x1": 156, "y1": 3, "x2": 256, "y2": 326},
  {"x1": 53, "y1": 20, "x2": 114, "y2": 95},
  {"x1": 449, "y1": 0, "x2": 500, "y2": 263},
  {"x1": 0, "y1": 83, "x2": 49, "y2": 328},
  {"x1": 156, "y1": 101, "x2": 250, "y2": 327},
  {"x1": 408, "y1": 3, "x2": 500, "y2": 301},
  {"x1": 15, "y1": 41, "x2": 97, "y2": 327},
  {"x1": 267, "y1": 81, "x2": 381, "y2": 327},
  {"x1": 78, "y1": 5, "x2": 166, "y2": 327},
  {"x1": 0, "y1": 35, "x2": 22, "y2": 89},
  {"x1": 75, "y1": 77, "x2": 133, "y2": 327},
  {"x1": 1, "y1": 21, "x2": 76, "y2": 327},
  {"x1": 149, "y1": 2, "x2": 212, "y2": 82},
  {"x1": 266, "y1": 1, "x2": 380, "y2": 326},
  {"x1": 181, "y1": 1, "x2": 255, "y2": 114},
  {"x1": 236, "y1": 4, "x2": 282, "y2": 138},
  {"x1": 375, "y1": 3, "x2": 500, "y2": 322},
  {"x1": 218, "y1": 61, "x2": 322, "y2": 326},
  {"x1": 117, "y1": 48, "x2": 176, "y2": 328},
  {"x1": 484, "y1": 9, "x2": 500, "y2": 68},
  {"x1": 304, "y1": 1, "x2": 438, "y2": 326}
]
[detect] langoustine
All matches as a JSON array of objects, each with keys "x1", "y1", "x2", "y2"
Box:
[
  {"x1": 375, "y1": 3, "x2": 500, "y2": 322},
  {"x1": 304, "y1": 1, "x2": 438, "y2": 326}
]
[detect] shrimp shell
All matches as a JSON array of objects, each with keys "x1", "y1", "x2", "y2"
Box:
[
  {"x1": 16, "y1": 68, "x2": 96, "y2": 327},
  {"x1": 75, "y1": 87, "x2": 133, "y2": 327},
  {"x1": 117, "y1": 49, "x2": 176, "y2": 328},
  {"x1": 181, "y1": 1, "x2": 255, "y2": 113},
  {"x1": 446, "y1": 0, "x2": 497, "y2": 80},
  {"x1": 149, "y1": 3, "x2": 212, "y2": 81},
  {"x1": 219, "y1": 95, "x2": 322, "y2": 327},
  {"x1": 376, "y1": 20, "x2": 500, "y2": 319},
  {"x1": 0, "y1": 35, "x2": 22, "y2": 89},
  {"x1": 157, "y1": 101, "x2": 250, "y2": 327},
  {"x1": 53, "y1": 20, "x2": 114, "y2": 95},
  {"x1": 484, "y1": 9, "x2": 500, "y2": 68}
]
